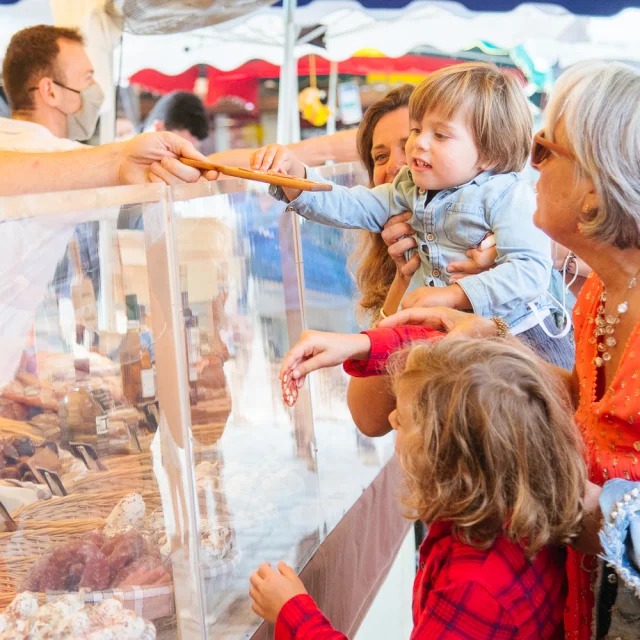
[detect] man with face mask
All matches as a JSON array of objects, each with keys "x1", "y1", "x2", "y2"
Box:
[
  {"x1": 0, "y1": 25, "x2": 103, "y2": 149},
  {"x1": 0, "y1": 25, "x2": 107, "y2": 363}
]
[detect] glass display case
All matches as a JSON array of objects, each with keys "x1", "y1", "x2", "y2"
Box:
[{"x1": 0, "y1": 163, "x2": 406, "y2": 639}]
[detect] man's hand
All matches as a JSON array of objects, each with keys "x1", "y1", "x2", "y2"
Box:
[
  {"x1": 402, "y1": 284, "x2": 470, "y2": 310},
  {"x1": 117, "y1": 132, "x2": 219, "y2": 186},
  {"x1": 280, "y1": 330, "x2": 371, "y2": 388},
  {"x1": 249, "y1": 562, "x2": 308, "y2": 624}
]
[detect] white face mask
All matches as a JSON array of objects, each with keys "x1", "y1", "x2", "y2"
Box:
[{"x1": 55, "y1": 82, "x2": 104, "y2": 141}]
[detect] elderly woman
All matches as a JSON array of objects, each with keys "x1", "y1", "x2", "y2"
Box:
[{"x1": 281, "y1": 61, "x2": 640, "y2": 639}]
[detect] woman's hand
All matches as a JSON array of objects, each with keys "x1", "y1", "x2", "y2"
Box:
[
  {"x1": 280, "y1": 330, "x2": 371, "y2": 387},
  {"x1": 446, "y1": 234, "x2": 498, "y2": 283},
  {"x1": 571, "y1": 481, "x2": 603, "y2": 555},
  {"x1": 250, "y1": 144, "x2": 306, "y2": 179},
  {"x1": 249, "y1": 562, "x2": 308, "y2": 623},
  {"x1": 381, "y1": 212, "x2": 420, "y2": 281},
  {"x1": 378, "y1": 307, "x2": 499, "y2": 338}
]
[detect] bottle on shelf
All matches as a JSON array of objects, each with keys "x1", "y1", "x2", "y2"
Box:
[
  {"x1": 180, "y1": 265, "x2": 200, "y2": 405},
  {"x1": 59, "y1": 358, "x2": 109, "y2": 457},
  {"x1": 121, "y1": 294, "x2": 155, "y2": 405}
]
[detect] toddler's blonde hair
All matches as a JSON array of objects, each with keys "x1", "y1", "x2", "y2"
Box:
[
  {"x1": 393, "y1": 337, "x2": 585, "y2": 556},
  {"x1": 409, "y1": 62, "x2": 532, "y2": 173}
]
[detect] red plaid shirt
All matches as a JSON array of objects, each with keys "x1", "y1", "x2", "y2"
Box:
[
  {"x1": 276, "y1": 326, "x2": 567, "y2": 640},
  {"x1": 343, "y1": 326, "x2": 443, "y2": 377},
  {"x1": 275, "y1": 522, "x2": 567, "y2": 640}
]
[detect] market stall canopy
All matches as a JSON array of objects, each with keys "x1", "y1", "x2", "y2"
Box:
[
  {"x1": 106, "y1": 0, "x2": 279, "y2": 35},
  {"x1": 274, "y1": 0, "x2": 631, "y2": 17},
  {"x1": 130, "y1": 54, "x2": 525, "y2": 107},
  {"x1": 116, "y1": 1, "x2": 640, "y2": 79}
]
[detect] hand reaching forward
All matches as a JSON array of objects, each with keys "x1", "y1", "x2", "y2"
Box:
[
  {"x1": 249, "y1": 562, "x2": 308, "y2": 623},
  {"x1": 117, "y1": 132, "x2": 219, "y2": 186},
  {"x1": 280, "y1": 330, "x2": 371, "y2": 388}
]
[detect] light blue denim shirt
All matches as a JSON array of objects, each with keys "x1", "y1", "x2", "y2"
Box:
[{"x1": 272, "y1": 165, "x2": 552, "y2": 329}]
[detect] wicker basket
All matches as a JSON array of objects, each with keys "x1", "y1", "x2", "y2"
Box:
[
  {"x1": 0, "y1": 520, "x2": 103, "y2": 557},
  {"x1": 68, "y1": 467, "x2": 158, "y2": 494},
  {"x1": 0, "y1": 558, "x2": 175, "y2": 620},
  {"x1": 11, "y1": 491, "x2": 163, "y2": 526}
]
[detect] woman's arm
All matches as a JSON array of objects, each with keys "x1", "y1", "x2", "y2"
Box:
[
  {"x1": 347, "y1": 376, "x2": 395, "y2": 437},
  {"x1": 378, "y1": 307, "x2": 580, "y2": 409}
]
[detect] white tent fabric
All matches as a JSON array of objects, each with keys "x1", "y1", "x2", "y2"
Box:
[
  {"x1": 2, "y1": 1, "x2": 639, "y2": 80},
  {"x1": 116, "y1": 2, "x2": 640, "y2": 77}
]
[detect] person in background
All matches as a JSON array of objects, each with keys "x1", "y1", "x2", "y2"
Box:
[
  {"x1": 143, "y1": 90, "x2": 210, "y2": 149},
  {"x1": 250, "y1": 335, "x2": 586, "y2": 639}
]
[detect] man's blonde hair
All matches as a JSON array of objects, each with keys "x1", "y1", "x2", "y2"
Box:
[
  {"x1": 409, "y1": 62, "x2": 532, "y2": 174},
  {"x1": 393, "y1": 337, "x2": 585, "y2": 556}
]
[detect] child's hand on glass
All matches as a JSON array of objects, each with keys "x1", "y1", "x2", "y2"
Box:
[
  {"x1": 250, "y1": 144, "x2": 306, "y2": 180},
  {"x1": 249, "y1": 561, "x2": 308, "y2": 623},
  {"x1": 280, "y1": 330, "x2": 371, "y2": 388}
]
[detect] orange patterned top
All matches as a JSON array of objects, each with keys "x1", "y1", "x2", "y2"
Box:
[
  {"x1": 573, "y1": 272, "x2": 640, "y2": 484},
  {"x1": 565, "y1": 271, "x2": 640, "y2": 640}
]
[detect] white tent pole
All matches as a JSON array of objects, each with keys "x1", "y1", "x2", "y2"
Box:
[
  {"x1": 326, "y1": 60, "x2": 338, "y2": 136},
  {"x1": 277, "y1": 0, "x2": 298, "y2": 144}
]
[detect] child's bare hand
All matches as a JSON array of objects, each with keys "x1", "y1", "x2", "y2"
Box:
[
  {"x1": 447, "y1": 233, "x2": 498, "y2": 282},
  {"x1": 280, "y1": 330, "x2": 371, "y2": 388},
  {"x1": 249, "y1": 562, "x2": 308, "y2": 623},
  {"x1": 250, "y1": 144, "x2": 306, "y2": 179}
]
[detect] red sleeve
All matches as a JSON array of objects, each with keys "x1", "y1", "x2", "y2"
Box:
[
  {"x1": 275, "y1": 594, "x2": 349, "y2": 640},
  {"x1": 414, "y1": 582, "x2": 517, "y2": 640},
  {"x1": 343, "y1": 326, "x2": 443, "y2": 377}
]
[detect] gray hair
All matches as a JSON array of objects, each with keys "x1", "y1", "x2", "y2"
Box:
[{"x1": 544, "y1": 61, "x2": 640, "y2": 249}]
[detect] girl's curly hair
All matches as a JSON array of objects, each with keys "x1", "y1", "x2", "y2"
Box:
[{"x1": 393, "y1": 337, "x2": 585, "y2": 556}]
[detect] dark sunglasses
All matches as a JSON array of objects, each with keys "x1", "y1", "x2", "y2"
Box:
[{"x1": 531, "y1": 131, "x2": 575, "y2": 168}]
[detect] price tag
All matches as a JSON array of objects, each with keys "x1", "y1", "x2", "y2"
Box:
[
  {"x1": 141, "y1": 369, "x2": 155, "y2": 399},
  {"x1": 36, "y1": 467, "x2": 67, "y2": 497},
  {"x1": 0, "y1": 500, "x2": 17, "y2": 532},
  {"x1": 69, "y1": 442, "x2": 107, "y2": 471},
  {"x1": 95, "y1": 415, "x2": 108, "y2": 435}
]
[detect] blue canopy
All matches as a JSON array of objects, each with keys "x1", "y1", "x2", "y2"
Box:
[{"x1": 276, "y1": 0, "x2": 633, "y2": 17}]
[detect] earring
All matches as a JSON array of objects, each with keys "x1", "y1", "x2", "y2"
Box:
[{"x1": 582, "y1": 202, "x2": 591, "y2": 214}]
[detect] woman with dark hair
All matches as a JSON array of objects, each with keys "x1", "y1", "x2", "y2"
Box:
[{"x1": 349, "y1": 84, "x2": 421, "y2": 326}]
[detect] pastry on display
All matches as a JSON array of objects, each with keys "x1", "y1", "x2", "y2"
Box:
[{"x1": 0, "y1": 591, "x2": 155, "y2": 639}]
